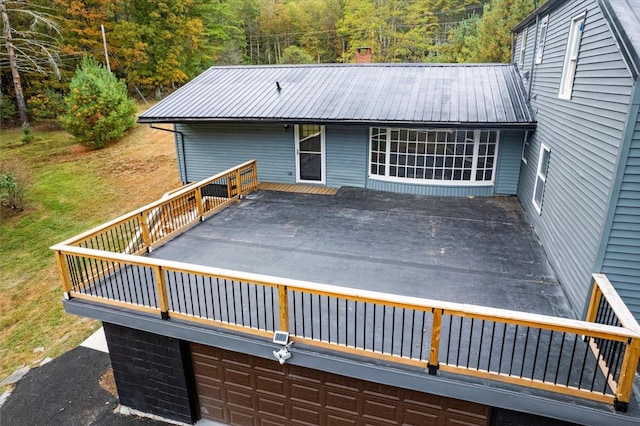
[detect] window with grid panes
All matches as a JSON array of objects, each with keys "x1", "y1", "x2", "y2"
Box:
[{"x1": 369, "y1": 128, "x2": 498, "y2": 184}]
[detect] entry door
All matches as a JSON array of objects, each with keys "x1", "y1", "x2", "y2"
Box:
[{"x1": 295, "y1": 124, "x2": 325, "y2": 184}]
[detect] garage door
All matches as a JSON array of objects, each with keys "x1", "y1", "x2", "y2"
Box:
[{"x1": 191, "y1": 343, "x2": 491, "y2": 425}]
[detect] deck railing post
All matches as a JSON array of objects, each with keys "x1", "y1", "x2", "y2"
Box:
[
  {"x1": 154, "y1": 265, "x2": 170, "y2": 319},
  {"x1": 614, "y1": 337, "x2": 640, "y2": 411},
  {"x1": 139, "y1": 211, "x2": 152, "y2": 251},
  {"x1": 55, "y1": 250, "x2": 73, "y2": 299},
  {"x1": 235, "y1": 169, "x2": 243, "y2": 197},
  {"x1": 278, "y1": 285, "x2": 289, "y2": 332},
  {"x1": 226, "y1": 172, "x2": 234, "y2": 198},
  {"x1": 194, "y1": 187, "x2": 204, "y2": 220},
  {"x1": 252, "y1": 160, "x2": 258, "y2": 189},
  {"x1": 585, "y1": 277, "x2": 602, "y2": 323},
  {"x1": 428, "y1": 309, "x2": 442, "y2": 374}
]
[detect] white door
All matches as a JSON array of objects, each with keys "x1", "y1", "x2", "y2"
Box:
[{"x1": 295, "y1": 124, "x2": 325, "y2": 184}]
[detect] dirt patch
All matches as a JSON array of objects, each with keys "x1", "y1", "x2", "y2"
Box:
[
  {"x1": 66, "y1": 144, "x2": 91, "y2": 156},
  {"x1": 99, "y1": 368, "x2": 118, "y2": 397}
]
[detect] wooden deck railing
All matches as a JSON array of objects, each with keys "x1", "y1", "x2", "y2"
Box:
[
  {"x1": 55, "y1": 160, "x2": 258, "y2": 254},
  {"x1": 51, "y1": 161, "x2": 640, "y2": 411}
]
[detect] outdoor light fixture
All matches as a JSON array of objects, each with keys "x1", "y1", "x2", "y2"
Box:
[{"x1": 272, "y1": 331, "x2": 292, "y2": 365}]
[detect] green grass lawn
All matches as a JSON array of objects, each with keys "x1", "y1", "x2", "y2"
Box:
[{"x1": 0, "y1": 122, "x2": 180, "y2": 388}]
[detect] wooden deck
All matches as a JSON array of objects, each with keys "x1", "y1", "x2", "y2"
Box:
[
  {"x1": 50, "y1": 162, "x2": 640, "y2": 411},
  {"x1": 258, "y1": 182, "x2": 339, "y2": 195}
]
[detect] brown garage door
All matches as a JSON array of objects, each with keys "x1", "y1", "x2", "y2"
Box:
[{"x1": 191, "y1": 343, "x2": 491, "y2": 426}]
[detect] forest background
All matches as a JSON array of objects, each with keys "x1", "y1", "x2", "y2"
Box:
[{"x1": 1, "y1": 0, "x2": 538, "y2": 127}]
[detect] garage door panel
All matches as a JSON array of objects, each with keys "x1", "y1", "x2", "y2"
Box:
[
  {"x1": 363, "y1": 398, "x2": 398, "y2": 424},
  {"x1": 328, "y1": 414, "x2": 358, "y2": 426},
  {"x1": 326, "y1": 390, "x2": 359, "y2": 413},
  {"x1": 226, "y1": 388, "x2": 254, "y2": 410},
  {"x1": 199, "y1": 404, "x2": 226, "y2": 422},
  {"x1": 324, "y1": 373, "x2": 361, "y2": 392},
  {"x1": 290, "y1": 405, "x2": 322, "y2": 425},
  {"x1": 290, "y1": 381, "x2": 321, "y2": 405},
  {"x1": 403, "y1": 395, "x2": 443, "y2": 411},
  {"x1": 402, "y1": 408, "x2": 440, "y2": 425},
  {"x1": 221, "y1": 351, "x2": 251, "y2": 367},
  {"x1": 195, "y1": 382, "x2": 223, "y2": 401},
  {"x1": 224, "y1": 367, "x2": 252, "y2": 389},
  {"x1": 445, "y1": 398, "x2": 490, "y2": 418},
  {"x1": 255, "y1": 374, "x2": 285, "y2": 396},
  {"x1": 192, "y1": 344, "x2": 490, "y2": 426},
  {"x1": 257, "y1": 396, "x2": 287, "y2": 419},
  {"x1": 259, "y1": 417, "x2": 286, "y2": 426},
  {"x1": 229, "y1": 410, "x2": 255, "y2": 425}
]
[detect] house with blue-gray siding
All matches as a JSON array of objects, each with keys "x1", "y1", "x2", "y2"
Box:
[
  {"x1": 50, "y1": 1, "x2": 640, "y2": 425},
  {"x1": 140, "y1": 63, "x2": 535, "y2": 198},
  {"x1": 512, "y1": 0, "x2": 640, "y2": 325}
]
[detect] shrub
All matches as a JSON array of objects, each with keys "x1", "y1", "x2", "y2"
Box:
[
  {"x1": 21, "y1": 126, "x2": 34, "y2": 144},
  {"x1": 27, "y1": 90, "x2": 65, "y2": 123},
  {"x1": 0, "y1": 159, "x2": 33, "y2": 211},
  {"x1": 59, "y1": 57, "x2": 137, "y2": 149}
]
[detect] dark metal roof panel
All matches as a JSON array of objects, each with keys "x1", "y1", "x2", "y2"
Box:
[
  {"x1": 600, "y1": 0, "x2": 640, "y2": 80},
  {"x1": 138, "y1": 64, "x2": 536, "y2": 126}
]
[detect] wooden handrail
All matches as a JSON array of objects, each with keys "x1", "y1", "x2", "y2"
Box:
[
  {"x1": 51, "y1": 245, "x2": 640, "y2": 342},
  {"x1": 592, "y1": 274, "x2": 640, "y2": 333},
  {"x1": 56, "y1": 160, "x2": 257, "y2": 247}
]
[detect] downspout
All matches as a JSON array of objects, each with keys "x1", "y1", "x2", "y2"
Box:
[{"x1": 149, "y1": 124, "x2": 188, "y2": 184}]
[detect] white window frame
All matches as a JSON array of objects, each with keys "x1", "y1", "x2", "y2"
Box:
[
  {"x1": 532, "y1": 143, "x2": 550, "y2": 214},
  {"x1": 535, "y1": 15, "x2": 549, "y2": 64},
  {"x1": 559, "y1": 12, "x2": 586, "y2": 100},
  {"x1": 518, "y1": 27, "x2": 528, "y2": 68},
  {"x1": 368, "y1": 128, "x2": 499, "y2": 186},
  {"x1": 521, "y1": 131, "x2": 530, "y2": 164}
]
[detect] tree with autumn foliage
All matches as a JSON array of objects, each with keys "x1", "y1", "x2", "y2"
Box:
[{"x1": 438, "y1": 0, "x2": 536, "y2": 63}]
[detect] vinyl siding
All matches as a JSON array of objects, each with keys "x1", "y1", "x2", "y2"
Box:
[
  {"x1": 178, "y1": 123, "x2": 521, "y2": 197},
  {"x1": 365, "y1": 179, "x2": 495, "y2": 196},
  {"x1": 516, "y1": 0, "x2": 634, "y2": 317},
  {"x1": 602, "y1": 112, "x2": 640, "y2": 320},
  {"x1": 495, "y1": 130, "x2": 525, "y2": 195},
  {"x1": 176, "y1": 123, "x2": 296, "y2": 183},
  {"x1": 325, "y1": 125, "x2": 367, "y2": 188}
]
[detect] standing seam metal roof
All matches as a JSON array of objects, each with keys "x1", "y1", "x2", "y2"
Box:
[{"x1": 137, "y1": 63, "x2": 535, "y2": 127}]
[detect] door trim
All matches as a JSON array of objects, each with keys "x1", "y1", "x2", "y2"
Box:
[{"x1": 295, "y1": 124, "x2": 326, "y2": 184}]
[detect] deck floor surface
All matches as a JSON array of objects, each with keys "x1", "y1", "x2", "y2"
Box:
[{"x1": 150, "y1": 187, "x2": 571, "y2": 317}]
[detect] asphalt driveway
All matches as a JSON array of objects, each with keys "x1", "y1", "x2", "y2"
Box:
[{"x1": 0, "y1": 346, "x2": 167, "y2": 426}]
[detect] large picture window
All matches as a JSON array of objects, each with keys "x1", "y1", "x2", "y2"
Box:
[{"x1": 369, "y1": 128, "x2": 499, "y2": 185}]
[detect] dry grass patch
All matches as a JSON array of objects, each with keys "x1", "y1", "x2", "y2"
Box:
[{"x1": 0, "y1": 119, "x2": 181, "y2": 388}]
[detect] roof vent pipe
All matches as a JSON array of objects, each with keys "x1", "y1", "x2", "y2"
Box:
[{"x1": 276, "y1": 81, "x2": 282, "y2": 92}]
